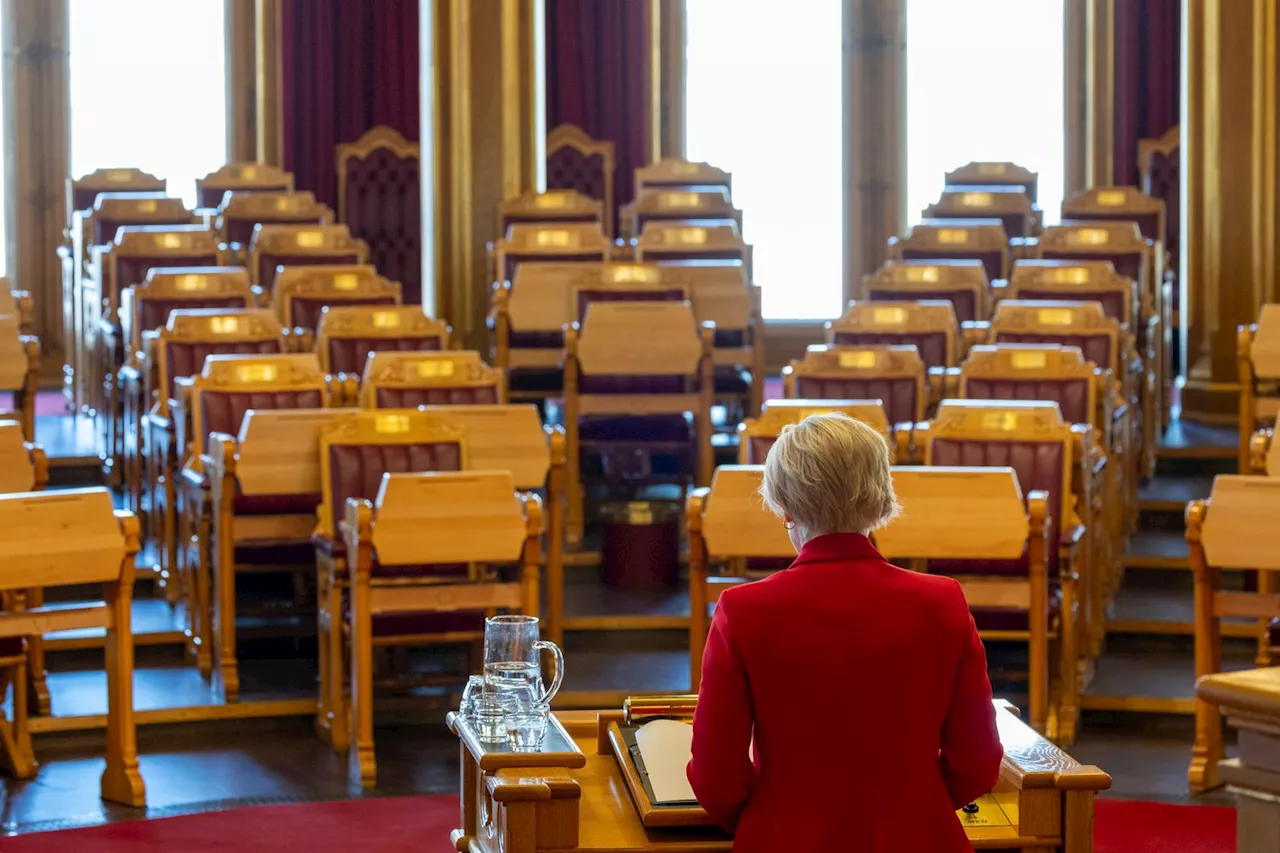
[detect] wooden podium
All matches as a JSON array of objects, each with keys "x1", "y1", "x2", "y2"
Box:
[
  {"x1": 447, "y1": 698, "x2": 1110, "y2": 853},
  {"x1": 1196, "y1": 667, "x2": 1280, "y2": 852}
]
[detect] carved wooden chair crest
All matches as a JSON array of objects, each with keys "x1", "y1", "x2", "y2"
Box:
[
  {"x1": 889, "y1": 219, "x2": 1010, "y2": 282},
  {"x1": 247, "y1": 223, "x2": 369, "y2": 295},
  {"x1": 359, "y1": 350, "x2": 503, "y2": 409},
  {"x1": 547, "y1": 124, "x2": 616, "y2": 237},
  {"x1": 925, "y1": 185, "x2": 1036, "y2": 240},
  {"x1": 783, "y1": 344, "x2": 927, "y2": 432},
  {"x1": 863, "y1": 259, "x2": 992, "y2": 324},
  {"x1": 216, "y1": 190, "x2": 332, "y2": 259},
  {"x1": 827, "y1": 299, "x2": 963, "y2": 371},
  {"x1": 197, "y1": 162, "x2": 295, "y2": 209},
  {"x1": 315, "y1": 305, "x2": 450, "y2": 395}
]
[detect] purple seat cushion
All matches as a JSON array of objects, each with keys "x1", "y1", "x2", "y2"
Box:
[
  {"x1": 375, "y1": 386, "x2": 500, "y2": 408},
  {"x1": 547, "y1": 147, "x2": 607, "y2": 203},
  {"x1": 579, "y1": 414, "x2": 692, "y2": 442},
  {"x1": 963, "y1": 377, "x2": 1092, "y2": 425},
  {"x1": 289, "y1": 294, "x2": 398, "y2": 337},
  {"x1": 868, "y1": 287, "x2": 978, "y2": 325},
  {"x1": 578, "y1": 375, "x2": 690, "y2": 394},
  {"x1": 138, "y1": 296, "x2": 248, "y2": 335},
  {"x1": 162, "y1": 339, "x2": 283, "y2": 398},
  {"x1": 200, "y1": 389, "x2": 325, "y2": 451},
  {"x1": 994, "y1": 332, "x2": 1114, "y2": 374},
  {"x1": 745, "y1": 435, "x2": 775, "y2": 465},
  {"x1": 259, "y1": 252, "x2": 363, "y2": 295},
  {"x1": 326, "y1": 334, "x2": 442, "y2": 376},
  {"x1": 795, "y1": 375, "x2": 917, "y2": 425},
  {"x1": 969, "y1": 586, "x2": 1063, "y2": 631},
  {"x1": 902, "y1": 248, "x2": 1003, "y2": 283},
  {"x1": 224, "y1": 212, "x2": 321, "y2": 248},
  {"x1": 509, "y1": 330, "x2": 565, "y2": 348},
  {"x1": 343, "y1": 148, "x2": 423, "y2": 304},
  {"x1": 234, "y1": 491, "x2": 322, "y2": 516},
  {"x1": 829, "y1": 331, "x2": 949, "y2": 369},
  {"x1": 1015, "y1": 287, "x2": 1127, "y2": 324}
]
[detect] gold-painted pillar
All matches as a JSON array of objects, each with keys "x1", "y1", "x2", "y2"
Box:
[
  {"x1": 655, "y1": 0, "x2": 685, "y2": 159},
  {"x1": 3, "y1": 0, "x2": 69, "y2": 375},
  {"x1": 845, "y1": 0, "x2": 905, "y2": 302},
  {"x1": 255, "y1": 0, "x2": 282, "y2": 167},
  {"x1": 226, "y1": 0, "x2": 257, "y2": 162},
  {"x1": 1085, "y1": 0, "x2": 1115, "y2": 187},
  {"x1": 1181, "y1": 0, "x2": 1280, "y2": 419},
  {"x1": 427, "y1": 0, "x2": 544, "y2": 347}
]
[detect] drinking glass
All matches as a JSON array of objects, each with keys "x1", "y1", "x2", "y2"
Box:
[
  {"x1": 459, "y1": 675, "x2": 487, "y2": 720},
  {"x1": 506, "y1": 706, "x2": 550, "y2": 752},
  {"x1": 483, "y1": 615, "x2": 564, "y2": 705},
  {"x1": 472, "y1": 691, "x2": 517, "y2": 743}
]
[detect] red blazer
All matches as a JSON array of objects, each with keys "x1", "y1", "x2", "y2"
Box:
[{"x1": 688, "y1": 532, "x2": 1003, "y2": 852}]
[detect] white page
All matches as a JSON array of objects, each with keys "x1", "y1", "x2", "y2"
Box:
[{"x1": 634, "y1": 719, "x2": 697, "y2": 803}]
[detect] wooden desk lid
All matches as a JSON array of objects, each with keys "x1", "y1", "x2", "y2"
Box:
[
  {"x1": 234, "y1": 408, "x2": 353, "y2": 497},
  {"x1": 1201, "y1": 475, "x2": 1280, "y2": 570},
  {"x1": 756, "y1": 399, "x2": 890, "y2": 439},
  {"x1": 371, "y1": 471, "x2": 527, "y2": 566},
  {"x1": 700, "y1": 465, "x2": 793, "y2": 558},
  {"x1": 0, "y1": 420, "x2": 33, "y2": 494},
  {"x1": 876, "y1": 467, "x2": 1030, "y2": 561},
  {"x1": 1196, "y1": 667, "x2": 1280, "y2": 718},
  {"x1": 0, "y1": 488, "x2": 126, "y2": 589},
  {"x1": 577, "y1": 301, "x2": 702, "y2": 377},
  {"x1": 1253, "y1": 303, "x2": 1280, "y2": 379},
  {"x1": 508, "y1": 262, "x2": 602, "y2": 332},
  {"x1": 416, "y1": 404, "x2": 550, "y2": 490}
]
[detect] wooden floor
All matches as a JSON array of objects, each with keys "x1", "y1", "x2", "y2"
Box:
[{"x1": 0, "y1": 409, "x2": 1248, "y2": 834}]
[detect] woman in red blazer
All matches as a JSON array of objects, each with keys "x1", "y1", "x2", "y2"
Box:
[{"x1": 688, "y1": 413, "x2": 1003, "y2": 852}]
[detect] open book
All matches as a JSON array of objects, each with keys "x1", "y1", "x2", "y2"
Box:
[{"x1": 632, "y1": 720, "x2": 757, "y2": 805}]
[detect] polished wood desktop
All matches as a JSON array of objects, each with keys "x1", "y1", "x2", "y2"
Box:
[{"x1": 447, "y1": 699, "x2": 1110, "y2": 853}]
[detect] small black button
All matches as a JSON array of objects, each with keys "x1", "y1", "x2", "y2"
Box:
[{"x1": 962, "y1": 802, "x2": 980, "y2": 814}]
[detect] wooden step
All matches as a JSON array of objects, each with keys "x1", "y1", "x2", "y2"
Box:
[
  {"x1": 1156, "y1": 419, "x2": 1238, "y2": 461},
  {"x1": 1137, "y1": 474, "x2": 1215, "y2": 513},
  {"x1": 1081, "y1": 635, "x2": 1256, "y2": 714},
  {"x1": 1124, "y1": 528, "x2": 1191, "y2": 570},
  {"x1": 1106, "y1": 583, "x2": 1260, "y2": 638}
]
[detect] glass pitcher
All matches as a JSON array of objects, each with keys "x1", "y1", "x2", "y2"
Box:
[{"x1": 483, "y1": 615, "x2": 564, "y2": 705}]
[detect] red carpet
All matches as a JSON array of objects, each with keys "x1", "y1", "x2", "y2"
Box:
[
  {"x1": 1095, "y1": 798, "x2": 1235, "y2": 853},
  {"x1": 0, "y1": 795, "x2": 1234, "y2": 852}
]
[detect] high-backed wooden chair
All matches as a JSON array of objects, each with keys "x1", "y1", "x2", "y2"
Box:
[
  {"x1": 738, "y1": 399, "x2": 892, "y2": 464},
  {"x1": 0, "y1": 278, "x2": 33, "y2": 336},
  {"x1": 782, "y1": 344, "x2": 927, "y2": 436},
  {"x1": 1187, "y1": 475, "x2": 1280, "y2": 792},
  {"x1": 626, "y1": 190, "x2": 743, "y2": 241},
  {"x1": 889, "y1": 219, "x2": 1010, "y2": 282},
  {"x1": 546, "y1": 124, "x2": 616, "y2": 238},
  {"x1": 1062, "y1": 187, "x2": 1165, "y2": 247},
  {"x1": 493, "y1": 223, "x2": 610, "y2": 286},
  {"x1": 317, "y1": 306, "x2": 450, "y2": 394},
  {"x1": 248, "y1": 224, "x2": 369, "y2": 295},
  {"x1": 862, "y1": 259, "x2": 992, "y2": 324},
  {"x1": 497, "y1": 190, "x2": 603, "y2": 239},
  {"x1": 359, "y1": 351, "x2": 504, "y2": 409},
  {"x1": 337, "y1": 126, "x2": 422, "y2": 304},
  {"x1": 67, "y1": 167, "x2": 166, "y2": 220},
  {"x1": 0, "y1": 488, "x2": 143, "y2": 806},
  {"x1": 271, "y1": 265, "x2": 401, "y2": 350},
  {"x1": 144, "y1": 310, "x2": 284, "y2": 594},
  {"x1": 919, "y1": 401, "x2": 1088, "y2": 741},
  {"x1": 118, "y1": 267, "x2": 254, "y2": 515},
  {"x1": 216, "y1": 191, "x2": 332, "y2": 260},
  {"x1": 562, "y1": 301, "x2": 714, "y2": 544},
  {"x1": 344, "y1": 470, "x2": 542, "y2": 787},
  {"x1": 635, "y1": 222, "x2": 749, "y2": 265},
  {"x1": 827, "y1": 299, "x2": 965, "y2": 372},
  {"x1": 1237, "y1": 304, "x2": 1280, "y2": 474},
  {"x1": 1008, "y1": 259, "x2": 1140, "y2": 331},
  {"x1": 197, "y1": 163, "x2": 295, "y2": 210},
  {"x1": 0, "y1": 422, "x2": 49, "y2": 717},
  {"x1": 89, "y1": 193, "x2": 196, "y2": 248},
  {"x1": 958, "y1": 344, "x2": 1118, "y2": 655},
  {"x1": 925, "y1": 185, "x2": 1036, "y2": 240},
  {"x1": 0, "y1": 317, "x2": 38, "y2": 442},
  {"x1": 945, "y1": 162, "x2": 1038, "y2": 202},
  {"x1": 311, "y1": 410, "x2": 466, "y2": 748},
  {"x1": 687, "y1": 466, "x2": 1051, "y2": 733},
  {"x1": 183, "y1": 354, "x2": 330, "y2": 695},
  {"x1": 634, "y1": 158, "x2": 732, "y2": 198}
]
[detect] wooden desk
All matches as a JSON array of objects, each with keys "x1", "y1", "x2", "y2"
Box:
[
  {"x1": 448, "y1": 700, "x2": 1110, "y2": 852},
  {"x1": 1196, "y1": 667, "x2": 1280, "y2": 852}
]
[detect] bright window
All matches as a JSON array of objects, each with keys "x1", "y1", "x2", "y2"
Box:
[
  {"x1": 905, "y1": 0, "x2": 1065, "y2": 229},
  {"x1": 69, "y1": 0, "x2": 228, "y2": 209},
  {"x1": 685, "y1": 0, "x2": 844, "y2": 321}
]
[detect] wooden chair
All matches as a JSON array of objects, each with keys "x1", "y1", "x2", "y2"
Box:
[
  {"x1": 738, "y1": 399, "x2": 893, "y2": 464},
  {"x1": 0, "y1": 277, "x2": 34, "y2": 336},
  {"x1": 493, "y1": 223, "x2": 610, "y2": 287},
  {"x1": 359, "y1": 350, "x2": 504, "y2": 409},
  {"x1": 89, "y1": 193, "x2": 196, "y2": 248},
  {"x1": 67, "y1": 167, "x2": 165, "y2": 221},
  {"x1": 918, "y1": 401, "x2": 1089, "y2": 742},
  {"x1": 546, "y1": 124, "x2": 616, "y2": 237},
  {"x1": 198, "y1": 162, "x2": 295, "y2": 209},
  {"x1": 216, "y1": 191, "x2": 333, "y2": 260},
  {"x1": 344, "y1": 470, "x2": 543, "y2": 787},
  {"x1": 945, "y1": 162, "x2": 1038, "y2": 203},
  {"x1": 247, "y1": 224, "x2": 369, "y2": 295},
  {"x1": 862, "y1": 259, "x2": 992, "y2": 324},
  {"x1": 0, "y1": 316, "x2": 38, "y2": 441},
  {"x1": 184, "y1": 353, "x2": 331, "y2": 695},
  {"x1": 925, "y1": 185, "x2": 1036, "y2": 240},
  {"x1": 1237, "y1": 304, "x2": 1280, "y2": 474},
  {"x1": 336, "y1": 126, "x2": 423, "y2": 305},
  {"x1": 316, "y1": 306, "x2": 449, "y2": 392},
  {"x1": 889, "y1": 219, "x2": 1010, "y2": 282},
  {"x1": 625, "y1": 190, "x2": 743, "y2": 241},
  {"x1": 0, "y1": 422, "x2": 49, "y2": 718},
  {"x1": 1139, "y1": 126, "x2": 1181, "y2": 329},
  {"x1": 562, "y1": 301, "x2": 715, "y2": 544},
  {"x1": 782, "y1": 344, "x2": 927, "y2": 439},
  {"x1": 958, "y1": 344, "x2": 1118, "y2": 658},
  {"x1": 635, "y1": 223, "x2": 749, "y2": 265},
  {"x1": 271, "y1": 265, "x2": 402, "y2": 351},
  {"x1": 634, "y1": 158, "x2": 732, "y2": 198},
  {"x1": 1062, "y1": 187, "x2": 1165, "y2": 248},
  {"x1": 310, "y1": 409, "x2": 467, "y2": 748},
  {"x1": 826, "y1": 299, "x2": 966, "y2": 372},
  {"x1": 0, "y1": 488, "x2": 143, "y2": 806},
  {"x1": 98, "y1": 227, "x2": 227, "y2": 483},
  {"x1": 497, "y1": 190, "x2": 603, "y2": 239},
  {"x1": 1188, "y1": 475, "x2": 1280, "y2": 792},
  {"x1": 118, "y1": 267, "x2": 255, "y2": 517},
  {"x1": 144, "y1": 309, "x2": 284, "y2": 596}
]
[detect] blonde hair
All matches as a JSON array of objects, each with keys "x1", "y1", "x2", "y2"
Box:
[{"x1": 760, "y1": 412, "x2": 900, "y2": 536}]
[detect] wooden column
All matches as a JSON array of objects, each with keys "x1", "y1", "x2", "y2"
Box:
[
  {"x1": 845, "y1": 0, "x2": 905, "y2": 303},
  {"x1": 1182, "y1": 0, "x2": 1280, "y2": 420},
  {"x1": 2, "y1": 0, "x2": 69, "y2": 376},
  {"x1": 425, "y1": 0, "x2": 544, "y2": 347}
]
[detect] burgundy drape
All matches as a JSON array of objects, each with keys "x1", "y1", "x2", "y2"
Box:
[
  {"x1": 1113, "y1": 0, "x2": 1180, "y2": 186},
  {"x1": 545, "y1": 0, "x2": 652, "y2": 209},
  {"x1": 279, "y1": 0, "x2": 420, "y2": 211}
]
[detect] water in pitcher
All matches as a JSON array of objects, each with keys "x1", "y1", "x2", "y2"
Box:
[{"x1": 484, "y1": 660, "x2": 543, "y2": 695}]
